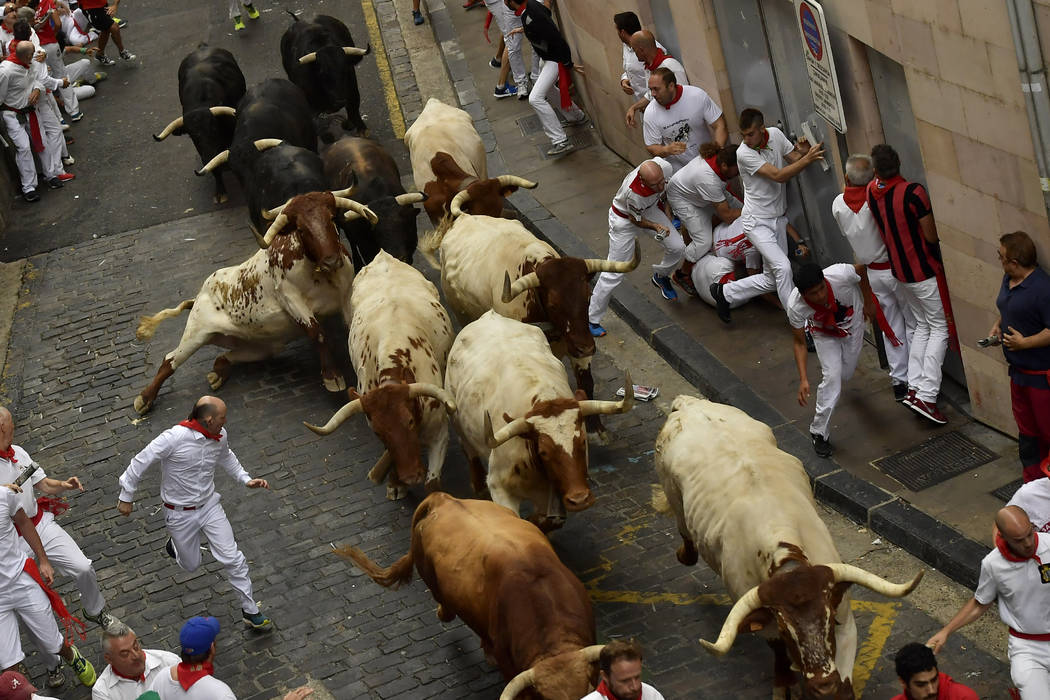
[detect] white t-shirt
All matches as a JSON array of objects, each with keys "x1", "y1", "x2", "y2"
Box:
[
  {"x1": 737, "y1": 126, "x2": 795, "y2": 220},
  {"x1": 642, "y1": 85, "x2": 723, "y2": 173},
  {"x1": 713, "y1": 218, "x2": 760, "y2": 269},
  {"x1": 581, "y1": 683, "x2": 665, "y2": 700},
  {"x1": 149, "y1": 670, "x2": 237, "y2": 700},
  {"x1": 666, "y1": 156, "x2": 733, "y2": 215},
  {"x1": 974, "y1": 534, "x2": 1050, "y2": 634},
  {"x1": 1008, "y1": 480, "x2": 1050, "y2": 533},
  {"x1": 621, "y1": 40, "x2": 665, "y2": 98},
  {"x1": 642, "y1": 54, "x2": 688, "y2": 100},
  {"x1": 0, "y1": 489, "x2": 27, "y2": 583},
  {"x1": 610, "y1": 158, "x2": 673, "y2": 220},
  {"x1": 92, "y1": 649, "x2": 182, "y2": 700},
  {"x1": 0, "y1": 446, "x2": 45, "y2": 519},
  {"x1": 786, "y1": 264, "x2": 864, "y2": 334},
  {"x1": 831, "y1": 194, "x2": 889, "y2": 266}
]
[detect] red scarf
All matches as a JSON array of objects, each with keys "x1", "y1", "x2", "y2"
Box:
[
  {"x1": 704, "y1": 155, "x2": 727, "y2": 181},
  {"x1": 996, "y1": 531, "x2": 1041, "y2": 564},
  {"x1": 2, "y1": 55, "x2": 44, "y2": 153},
  {"x1": 23, "y1": 558, "x2": 86, "y2": 645},
  {"x1": 661, "y1": 84, "x2": 684, "y2": 110},
  {"x1": 0, "y1": 446, "x2": 15, "y2": 462},
  {"x1": 805, "y1": 281, "x2": 852, "y2": 338},
  {"x1": 841, "y1": 185, "x2": 867, "y2": 213},
  {"x1": 176, "y1": 662, "x2": 214, "y2": 691},
  {"x1": 644, "y1": 48, "x2": 671, "y2": 72},
  {"x1": 178, "y1": 420, "x2": 221, "y2": 441},
  {"x1": 628, "y1": 175, "x2": 656, "y2": 197},
  {"x1": 595, "y1": 678, "x2": 641, "y2": 700},
  {"x1": 111, "y1": 666, "x2": 145, "y2": 683},
  {"x1": 513, "y1": 2, "x2": 525, "y2": 16},
  {"x1": 867, "y1": 174, "x2": 905, "y2": 202}
]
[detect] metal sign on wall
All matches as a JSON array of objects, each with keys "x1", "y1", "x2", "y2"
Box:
[{"x1": 794, "y1": 0, "x2": 846, "y2": 133}]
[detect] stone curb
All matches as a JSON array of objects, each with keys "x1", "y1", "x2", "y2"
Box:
[{"x1": 421, "y1": 0, "x2": 986, "y2": 590}]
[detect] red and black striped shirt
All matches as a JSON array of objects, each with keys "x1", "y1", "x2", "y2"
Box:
[{"x1": 866, "y1": 177, "x2": 936, "y2": 283}]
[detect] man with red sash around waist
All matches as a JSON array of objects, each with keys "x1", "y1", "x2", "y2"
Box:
[
  {"x1": 788, "y1": 263, "x2": 875, "y2": 459},
  {"x1": 116, "y1": 396, "x2": 273, "y2": 631},
  {"x1": 929, "y1": 506, "x2": 1050, "y2": 700}
]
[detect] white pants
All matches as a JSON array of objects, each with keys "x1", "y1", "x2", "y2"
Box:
[
  {"x1": 868, "y1": 266, "x2": 914, "y2": 385},
  {"x1": 65, "y1": 58, "x2": 97, "y2": 102},
  {"x1": 42, "y1": 43, "x2": 83, "y2": 116},
  {"x1": 691, "y1": 254, "x2": 738, "y2": 308},
  {"x1": 588, "y1": 207, "x2": 681, "y2": 324},
  {"x1": 1, "y1": 108, "x2": 62, "y2": 193},
  {"x1": 529, "y1": 59, "x2": 584, "y2": 146},
  {"x1": 722, "y1": 215, "x2": 792, "y2": 308},
  {"x1": 229, "y1": 0, "x2": 254, "y2": 18},
  {"x1": 1009, "y1": 635, "x2": 1050, "y2": 700},
  {"x1": 668, "y1": 194, "x2": 713, "y2": 262},
  {"x1": 810, "y1": 323, "x2": 865, "y2": 439},
  {"x1": 485, "y1": 0, "x2": 525, "y2": 88},
  {"x1": 17, "y1": 514, "x2": 104, "y2": 617},
  {"x1": 898, "y1": 275, "x2": 947, "y2": 402},
  {"x1": 0, "y1": 570, "x2": 63, "y2": 669},
  {"x1": 164, "y1": 493, "x2": 258, "y2": 614}
]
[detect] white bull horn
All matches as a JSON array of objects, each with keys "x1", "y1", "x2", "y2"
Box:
[
  {"x1": 330, "y1": 172, "x2": 359, "y2": 199},
  {"x1": 333, "y1": 197, "x2": 378, "y2": 225},
  {"x1": 194, "y1": 149, "x2": 229, "y2": 175},
  {"x1": 262, "y1": 212, "x2": 290, "y2": 247},
  {"x1": 484, "y1": 411, "x2": 532, "y2": 449},
  {"x1": 208, "y1": 106, "x2": 237, "y2": 118},
  {"x1": 262, "y1": 197, "x2": 294, "y2": 221},
  {"x1": 394, "y1": 192, "x2": 427, "y2": 206},
  {"x1": 407, "y1": 383, "x2": 457, "y2": 413},
  {"x1": 502, "y1": 271, "x2": 540, "y2": 304},
  {"x1": 495, "y1": 175, "x2": 538, "y2": 190},
  {"x1": 298, "y1": 51, "x2": 317, "y2": 65},
  {"x1": 578, "y1": 371, "x2": 634, "y2": 416},
  {"x1": 498, "y1": 667, "x2": 536, "y2": 700},
  {"x1": 585, "y1": 241, "x2": 641, "y2": 274},
  {"x1": 152, "y1": 115, "x2": 184, "y2": 141},
  {"x1": 343, "y1": 46, "x2": 369, "y2": 56},
  {"x1": 825, "y1": 564, "x2": 924, "y2": 597},
  {"x1": 578, "y1": 645, "x2": 605, "y2": 663},
  {"x1": 449, "y1": 188, "x2": 471, "y2": 218},
  {"x1": 254, "y1": 138, "x2": 283, "y2": 152},
  {"x1": 699, "y1": 586, "x2": 763, "y2": 656},
  {"x1": 302, "y1": 399, "x2": 364, "y2": 435}
]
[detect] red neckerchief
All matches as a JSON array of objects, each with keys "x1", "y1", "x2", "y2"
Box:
[
  {"x1": 513, "y1": 2, "x2": 525, "y2": 16},
  {"x1": 841, "y1": 185, "x2": 867, "y2": 213},
  {"x1": 661, "y1": 84, "x2": 684, "y2": 110},
  {"x1": 996, "y1": 531, "x2": 1041, "y2": 564},
  {"x1": 747, "y1": 128, "x2": 770, "y2": 151},
  {"x1": 644, "y1": 48, "x2": 671, "y2": 71},
  {"x1": 176, "y1": 662, "x2": 214, "y2": 691},
  {"x1": 0, "y1": 446, "x2": 16, "y2": 463},
  {"x1": 111, "y1": 666, "x2": 145, "y2": 683},
  {"x1": 23, "y1": 558, "x2": 86, "y2": 645},
  {"x1": 704, "y1": 155, "x2": 727, "y2": 181},
  {"x1": 595, "y1": 678, "x2": 641, "y2": 700},
  {"x1": 867, "y1": 174, "x2": 906, "y2": 202},
  {"x1": 805, "y1": 281, "x2": 851, "y2": 338},
  {"x1": 178, "y1": 420, "x2": 221, "y2": 441},
  {"x1": 628, "y1": 175, "x2": 656, "y2": 197}
]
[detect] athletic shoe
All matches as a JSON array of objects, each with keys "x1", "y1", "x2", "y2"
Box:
[
  {"x1": 93, "y1": 71, "x2": 108, "y2": 82},
  {"x1": 546, "y1": 140, "x2": 574, "y2": 157},
  {"x1": 902, "y1": 388, "x2": 916, "y2": 408},
  {"x1": 517, "y1": 78, "x2": 529, "y2": 100},
  {"x1": 62, "y1": 155, "x2": 75, "y2": 166},
  {"x1": 672, "y1": 269, "x2": 698, "y2": 297},
  {"x1": 165, "y1": 536, "x2": 176, "y2": 559},
  {"x1": 68, "y1": 110, "x2": 84, "y2": 122},
  {"x1": 114, "y1": 16, "x2": 127, "y2": 27},
  {"x1": 47, "y1": 177, "x2": 64, "y2": 189},
  {"x1": 68, "y1": 645, "x2": 96, "y2": 687},
  {"x1": 811, "y1": 433, "x2": 833, "y2": 458},
  {"x1": 23, "y1": 190, "x2": 40, "y2": 203},
  {"x1": 489, "y1": 56, "x2": 501, "y2": 69},
  {"x1": 96, "y1": 54, "x2": 114, "y2": 66},
  {"x1": 244, "y1": 3, "x2": 260, "y2": 19},
  {"x1": 60, "y1": 119, "x2": 69, "y2": 132},
  {"x1": 82, "y1": 606, "x2": 122, "y2": 634},
  {"x1": 588, "y1": 322, "x2": 606, "y2": 338},
  {"x1": 46, "y1": 665, "x2": 65, "y2": 688},
  {"x1": 233, "y1": 14, "x2": 245, "y2": 30},
  {"x1": 652, "y1": 274, "x2": 677, "y2": 301},
  {"x1": 243, "y1": 610, "x2": 273, "y2": 630},
  {"x1": 412, "y1": 9, "x2": 424, "y2": 24},
  {"x1": 493, "y1": 83, "x2": 517, "y2": 99},
  {"x1": 892, "y1": 381, "x2": 909, "y2": 402},
  {"x1": 119, "y1": 50, "x2": 136, "y2": 61},
  {"x1": 564, "y1": 114, "x2": 589, "y2": 127},
  {"x1": 909, "y1": 397, "x2": 948, "y2": 425},
  {"x1": 709, "y1": 282, "x2": 731, "y2": 323},
  {"x1": 57, "y1": 172, "x2": 75, "y2": 183}
]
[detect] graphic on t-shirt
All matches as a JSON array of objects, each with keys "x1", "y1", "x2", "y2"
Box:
[
  {"x1": 1040, "y1": 563, "x2": 1050, "y2": 584},
  {"x1": 670, "y1": 122, "x2": 690, "y2": 144}
]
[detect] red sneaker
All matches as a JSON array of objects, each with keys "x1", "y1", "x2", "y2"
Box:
[
  {"x1": 57, "y1": 172, "x2": 76, "y2": 183},
  {"x1": 909, "y1": 397, "x2": 947, "y2": 425}
]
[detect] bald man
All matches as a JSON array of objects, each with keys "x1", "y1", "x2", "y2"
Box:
[
  {"x1": 624, "y1": 30, "x2": 687, "y2": 128},
  {"x1": 928, "y1": 506, "x2": 1050, "y2": 699},
  {"x1": 117, "y1": 397, "x2": 273, "y2": 631}
]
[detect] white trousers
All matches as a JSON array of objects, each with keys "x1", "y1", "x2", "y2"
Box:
[
  {"x1": 868, "y1": 266, "x2": 914, "y2": 385},
  {"x1": 810, "y1": 323, "x2": 865, "y2": 439},
  {"x1": 229, "y1": 0, "x2": 254, "y2": 18},
  {"x1": 17, "y1": 514, "x2": 105, "y2": 616},
  {"x1": 722, "y1": 215, "x2": 792, "y2": 308},
  {"x1": 588, "y1": 207, "x2": 680, "y2": 324},
  {"x1": 691, "y1": 254, "x2": 738, "y2": 308},
  {"x1": 897, "y1": 276, "x2": 947, "y2": 402},
  {"x1": 42, "y1": 43, "x2": 78, "y2": 116},
  {"x1": 1009, "y1": 635, "x2": 1050, "y2": 700},
  {"x1": 65, "y1": 58, "x2": 97, "y2": 102},
  {"x1": 667, "y1": 193, "x2": 713, "y2": 262},
  {"x1": 1, "y1": 108, "x2": 62, "y2": 192},
  {"x1": 0, "y1": 570, "x2": 63, "y2": 669},
  {"x1": 164, "y1": 493, "x2": 258, "y2": 614},
  {"x1": 529, "y1": 59, "x2": 584, "y2": 146},
  {"x1": 485, "y1": 0, "x2": 525, "y2": 88}
]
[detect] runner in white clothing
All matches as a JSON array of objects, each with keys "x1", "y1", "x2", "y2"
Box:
[
  {"x1": 485, "y1": 0, "x2": 525, "y2": 98},
  {"x1": 1009, "y1": 478, "x2": 1050, "y2": 533},
  {"x1": 624, "y1": 30, "x2": 686, "y2": 128},
  {"x1": 613, "y1": 12, "x2": 663, "y2": 100},
  {"x1": 91, "y1": 622, "x2": 180, "y2": 700},
  {"x1": 116, "y1": 396, "x2": 273, "y2": 631},
  {"x1": 579, "y1": 639, "x2": 665, "y2": 700},
  {"x1": 641, "y1": 69, "x2": 726, "y2": 174}
]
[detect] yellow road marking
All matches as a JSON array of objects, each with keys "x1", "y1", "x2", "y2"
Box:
[{"x1": 360, "y1": 0, "x2": 406, "y2": 139}]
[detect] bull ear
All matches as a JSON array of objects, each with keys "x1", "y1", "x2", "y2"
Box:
[
  {"x1": 829, "y1": 581, "x2": 851, "y2": 615},
  {"x1": 738, "y1": 608, "x2": 774, "y2": 634},
  {"x1": 573, "y1": 389, "x2": 587, "y2": 402}
]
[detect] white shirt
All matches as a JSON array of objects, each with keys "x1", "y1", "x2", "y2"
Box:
[
  {"x1": 714, "y1": 218, "x2": 759, "y2": 269},
  {"x1": 786, "y1": 264, "x2": 864, "y2": 334},
  {"x1": 621, "y1": 40, "x2": 665, "y2": 98},
  {"x1": 666, "y1": 156, "x2": 733, "y2": 216},
  {"x1": 975, "y1": 534, "x2": 1050, "y2": 634},
  {"x1": 642, "y1": 85, "x2": 723, "y2": 173},
  {"x1": 0, "y1": 58, "x2": 45, "y2": 111},
  {"x1": 149, "y1": 670, "x2": 237, "y2": 700},
  {"x1": 610, "y1": 158, "x2": 673, "y2": 221},
  {"x1": 62, "y1": 9, "x2": 98, "y2": 46},
  {"x1": 737, "y1": 126, "x2": 795, "y2": 220},
  {"x1": 118, "y1": 425, "x2": 251, "y2": 507},
  {"x1": 0, "y1": 446, "x2": 45, "y2": 519},
  {"x1": 642, "y1": 55, "x2": 688, "y2": 100},
  {"x1": 1008, "y1": 481, "x2": 1050, "y2": 533},
  {"x1": 581, "y1": 683, "x2": 665, "y2": 700},
  {"x1": 0, "y1": 489, "x2": 27, "y2": 582},
  {"x1": 93, "y1": 649, "x2": 182, "y2": 700},
  {"x1": 831, "y1": 194, "x2": 889, "y2": 266}
]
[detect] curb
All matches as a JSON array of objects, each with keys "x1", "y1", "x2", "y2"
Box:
[{"x1": 423, "y1": 1, "x2": 987, "y2": 590}]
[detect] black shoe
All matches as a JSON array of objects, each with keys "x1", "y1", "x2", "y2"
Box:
[
  {"x1": 47, "y1": 177, "x2": 63, "y2": 190},
  {"x1": 23, "y1": 189, "x2": 40, "y2": 202},
  {"x1": 811, "y1": 433, "x2": 833, "y2": 458},
  {"x1": 165, "y1": 537, "x2": 176, "y2": 559},
  {"x1": 709, "y1": 282, "x2": 731, "y2": 323},
  {"x1": 805, "y1": 330, "x2": 816, "y2": 353},
  {"x1": 892, "y1": 381, "x2": 909, "y2": 402}
]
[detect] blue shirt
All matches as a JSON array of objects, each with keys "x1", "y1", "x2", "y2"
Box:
[{"x1": 997, "y1": 266, "x2": 1050, "y2": 388}]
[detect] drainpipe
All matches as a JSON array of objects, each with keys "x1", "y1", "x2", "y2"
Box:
[{"x1": 1006, "y1": 0, "x2": 1050, "y2": 209}]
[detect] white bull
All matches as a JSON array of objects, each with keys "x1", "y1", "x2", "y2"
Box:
[{"x1": 405, "y1": 97, "x2": 486, "y2": 191}]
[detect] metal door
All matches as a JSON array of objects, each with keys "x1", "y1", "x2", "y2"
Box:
[{"x1": 649, "y1": 0, "x2": 682, "y2": 62}]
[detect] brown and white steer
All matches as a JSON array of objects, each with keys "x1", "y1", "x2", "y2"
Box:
[
  {"x1": 404, "y1": 97, "x2": 537, "y2": 222},
  {"x1": 653, "y1": 396, "x2": 923, "y2": 699},
  {"x1": 133, "y1": 191, "x2": 376, "y2": 414},
  {"x1": 445, "y1": 311, "x2": 632, "y2": 530},
  {"x1": 337, "y1": 492, "x2": 604, "y2": 700},
  {"x1": 304, "y1": 250, "x2": 457, "y2": 500},
  {"x1": 421, "y1": 206, "x2": 639, "y2": 443}
]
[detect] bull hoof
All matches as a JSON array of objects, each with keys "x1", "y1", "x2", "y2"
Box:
[
  {"x1": 323, "y1": 375, "x2": 347, "y2": 392},
  {"x1": 424, "y1": 476, "x2": 442, "y2": 494},
  {"x1": 133, "y1": 395, "x2": 152, "y2": 415},
  {"x1": 436, "y1": 604, "x2": 454, "y2": 622},
  {"x1": 588, "y1": 428, "x2": 611, "y2": 446},
  {"x1": 214, "y1": 193, "x2": 228, "y2": 205},
  {"x1": 676, "y1": 542, "x2": 699, "y2": 566},
  {"x1": 206, "y1": 371, "x2": 226, "y2": 390},
  {"x1": 386, "y1": 484, "x2": 408, "y2": 501}
]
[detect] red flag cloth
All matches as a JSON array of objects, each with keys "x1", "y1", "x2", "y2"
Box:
[
  {"x1": 594, "y1": 678, "x2": 641, "y2": 700},
  {"x1": 178, "y1": 420, "x2": 221, "y2": 441},
  {"x1": 176, "y1": 662, "x2": 214, "y2": 691},
  {"x1": 22, "y1": 558, "x2": 86, "y2": 646},
  {"x1": 933, "y1": 262, "x2": 960, "y2": 353},
  {"x1": 557, "y1": 63, "x2": 572, "y2": 110},
  {"x1": 870, "y1": 291, "x2": 902, "y2": 347}
]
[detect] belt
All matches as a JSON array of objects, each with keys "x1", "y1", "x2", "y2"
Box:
[
  {"x1": 1015, "y1": 367, "x2": 1050, "y2": 377},
  {"x1": 868, "y1": 261, "x2": 892, "y2": 270},
  {"x1": 164, "y1": 503, "x2": 197, "y2": 511},
  {"x1": 1010, "y1": 628, "x2": 1050, "y2": 641},
  {"x1": 610, "y1": 205, "x2": 630, "y2": 220}
]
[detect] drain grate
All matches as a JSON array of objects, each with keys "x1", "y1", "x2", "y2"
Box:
[
  {"x1": 536, "y1": 131, "x2": 595, "y2": 160},
  {"x1": 872, "y1": 430, "x2": 998, "y2": 491},
  {"x1": 992, "y1": 478, "x2": 1024, "y2": 502},
  {"x1": 516, "y1": 114, "x2": 543, "y2": 136}
]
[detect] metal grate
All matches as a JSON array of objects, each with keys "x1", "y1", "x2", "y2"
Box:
[
  {"x1": 536, "y1": 131, "x2": 596, "y2": 160},
  {"x1": 872, "y1": 431, "x2": 999, "y2": 492},
  {"x1": 992, "y1": 479, "x2": 1024, "y2": 502},
  {"x1": 516, "y1": 114, "x2": 544, "y2": 136}
]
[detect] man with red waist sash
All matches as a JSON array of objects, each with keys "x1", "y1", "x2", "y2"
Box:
[
  {"x1": 929, "y1": 506, "x2": 1050, "y2": 699},
  {"x1": 116, "y1": 396, "x2": 273, "y2": 631}
]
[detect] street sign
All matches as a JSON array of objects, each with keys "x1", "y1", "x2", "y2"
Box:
[{"x1": 794, "y1": 0, "x2": 846, "y2": 133}]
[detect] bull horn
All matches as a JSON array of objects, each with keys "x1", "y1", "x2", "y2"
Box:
[
  {"x1": 152, "y1": 115, "x2": 184, "y2": 141},
  {"x1": 261, "y1": 212, "x2": 290, "y2": 247},
  {"x1": 298, "y1": 51, "x2": 317, "y2": 65},
  {"x1": 496, "y1": 175, "x2": 538, "y2": 190},
  {"x1": 333, "y1": 197, "x2": 379, "y2": 225},
  {"x1": 208, "y1": 106, "x2": 236, "y2": 118},
  {"x1": 303, "y1": 399, "x2": 364, "y2": 435},
  {"x1": 449, "y1": 188, "x2": 471, "y2": 218},
  {"x1": 584, "y1": 241, "x2": 641, "y2": 274},
  {"x1": 578, "y1": 371, "x2": 634, "y2": 416},
  {"x1": 407, "y1": 383, "x2": 457, "y2": 413},
  {"x1": 342, "y1": 46, "x2": 369, "y2": 56},
  {"x1": 262, "y1": 197, "x2": 294, "y2": 221},
  {"x1": 254, "y1": 138, "x2": 283, "y2": 152},
  {"x1": 825, "y1": 564, "x2": 924, "y2": 597},
  {"x1": 577, "y1": 644, "x2": 605, "y2": 664},
  {"x1": 502, "y1": 271, "x2": 540, "y2": 303},
  {"x1": 498, "y1": 667, "x2": 536, "y2": 700},
  {"x1": 484, "y1": 411, "x2": 532, "y2": 449},
  {"x1": 699, "y1": 586, "x2": 762, "y2": 656},
  {"x1": 330, "y1": 172, "x2": 358, "y2": 199},
  {"x1": 194, "y1": 149, "x2": 228, "y2": 175},
  {"x1": 394, "y1": 192, "x2": 427, "y2": 206}
]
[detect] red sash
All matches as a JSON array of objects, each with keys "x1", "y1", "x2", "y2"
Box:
[
  {"x1": 805, "y1": 281, "x2": 851, "y2": 338},
  {"x1": 870, "y1": 291, "x2": 902, "y2": 347},
  {"x1": 483, "y1": 11, "x2": 492, "y2": 42},
  {"x1": 23, "y1": 558, "x2": 86, "y2": 645},
  {"x1": 557, "y1": 63, "x2": 572, "y2": 109},
  {"x1": 595, "y1": 678, "x2": 641, "y2": 700},
  {"x1": 14, "y1": 497, "x2": 69, "y2": 538},
  {"x1": 178, "y1": 420, "x2": 221, "y2": 441},
  {"x1": 1010, "y1": 629, "x2": 1050, "y2": 642},
  {"x1": 176, "y1": 662, "x2": 214, "y2": 691},
  {"x1": 933, "y1": 261, "x2": 960, "y2": 353}
]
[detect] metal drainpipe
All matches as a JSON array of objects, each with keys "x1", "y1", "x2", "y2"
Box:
[{"x1": 1007, "y1": 0, "x2": 1050, "y2": 207}]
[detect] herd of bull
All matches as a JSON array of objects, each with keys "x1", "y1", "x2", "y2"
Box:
[{"x1": 132, "y1": 17, "x2": 926, "y2": 698}]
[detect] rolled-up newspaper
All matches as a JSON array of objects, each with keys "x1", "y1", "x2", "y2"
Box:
[{"x1": 13, "y1": 462, "x2": 38, "y2": 487}]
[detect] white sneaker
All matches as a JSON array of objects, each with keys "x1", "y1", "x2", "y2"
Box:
[
  {"x1": 546, "y1": 140, "x2": 574, "y2": 157},
  {"x1": 62, "y1": 155, "x2": 75, "y2": 166}
]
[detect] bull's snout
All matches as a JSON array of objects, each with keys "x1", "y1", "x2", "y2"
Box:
[
  {"x1": 805, "y1": 672, "x2": 844, "y2": 700},
  {"x1": 563, "y1": 489, "x2": 595, "y2": 512},
  {"x1": 319, "y1": 255, "x2": 343, "y2": 272}
]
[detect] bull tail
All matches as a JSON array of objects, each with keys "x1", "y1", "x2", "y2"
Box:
[
  {"x1": 333, "y1": 545, "x2": 414, "y2": 590},
  {"x1": 650, "y1": 483, "x2": 671, "y2": 514},
  {"x1": 135, "y1": 299, "x2": 194, "y2": 341},
  {"x1": 285, "y1": 9, "x2": 299, "y2": 20},
  {"x1": 418, "y1": 224, "x2": 447, "y2": 271}
]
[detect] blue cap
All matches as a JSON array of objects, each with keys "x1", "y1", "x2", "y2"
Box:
[{"x1": 179, "y1": 616, "x2": 220, "y2": 655}]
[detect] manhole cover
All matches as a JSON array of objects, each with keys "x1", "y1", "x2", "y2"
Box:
[
  {"x1": 536, "y1": 131, "x2": 595, "y2": 160},
  {"x1": 516, "y1": 114, "x2": 543, "y2": 136},
  {"x1": 872, "y1": 430, "x2": 998, "y2": 491},
  {"x1": 992, "y1": 478, "x2": 1024, "y2": 502}
]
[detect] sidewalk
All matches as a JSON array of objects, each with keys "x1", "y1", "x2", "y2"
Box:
[{"x1": 416, "y1": 0, "x2": 1019, "y2": 589}]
